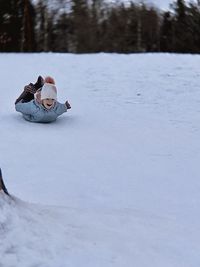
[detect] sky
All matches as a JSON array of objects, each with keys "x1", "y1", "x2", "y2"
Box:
[
  {"x1": 32, "y1": 0, "x2": 190, "y2": 11},
  {"x1": 135, "y1": 0, "x2": 190, "y2": 10},
  {"x1": 148, "y1": 0, "x2": 172, "y2": 9}
]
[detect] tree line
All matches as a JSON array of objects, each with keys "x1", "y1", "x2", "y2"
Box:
[{"x1": 0, "y1": 0, "x2": 200, "y2": 53}]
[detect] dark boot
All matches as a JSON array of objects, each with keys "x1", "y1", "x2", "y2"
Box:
[{"x1": 34, "y1": 75, "x2": 44, "y2": 90}]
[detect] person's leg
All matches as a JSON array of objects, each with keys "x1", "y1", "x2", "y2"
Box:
[
  {"x1": 15, "y1": 84, "x2": 35, "y2": 104},
  {"x1": 15, "y1": 76, "x2": 44, "y2": 104}
]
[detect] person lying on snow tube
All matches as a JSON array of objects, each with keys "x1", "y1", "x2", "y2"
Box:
[{"x1": 15, "y1": 76, "x2": 71, "y2": 123}]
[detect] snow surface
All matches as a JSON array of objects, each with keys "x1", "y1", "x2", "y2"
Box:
[{"x1": 0, "y1": 53, "x2": 200, "y2": 266}]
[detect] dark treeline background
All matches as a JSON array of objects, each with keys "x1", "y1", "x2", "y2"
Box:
[{"x1": 0, "y1": 0, "x2": 200, "y2": 53}]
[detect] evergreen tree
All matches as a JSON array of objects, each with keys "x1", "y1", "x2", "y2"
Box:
[
  {"x1": 89, "y1": 0, "x2": 104, "y2": 52},
  {"x1": 125, "y1": 3, "x2": 139, "y2": 52},
  {"x1": 71, "y1": 0, "x2": 91, "y2": 53},
  {"x1": 139, "y1": 5, "x2": 160, "y2": 52},
  {"x1": 21, "y1": 0, "x2": 36, "y2": 52},
  {"x1": 53, "y1": 13, "x2": 73, "y2": 52},
  {"x1": 0, "y1": 0, "x2": 22, "y2": 51},
  {"x1": 0, "y1": 0, "x2": 35, "y2": 52},
  {"x1": 34, "y1": 1, "x2": 48, "y2": 51},
  {"x1": 172, "y1": 0, "x2": 190, "y2": 52},
  {"x1": 160, "y1": 11, "x2": 174, "y2": 52},
  {"x1": 187, "y1": 2, "x2": 200, "y2": 53}
]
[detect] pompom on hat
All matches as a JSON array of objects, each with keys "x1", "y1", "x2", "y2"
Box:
[
  {"x1": 44, "y1": 76, "x2": 55, "y2": 84},
  {"x1": 41, "y1": 83, "x2": 57, "y2": 100}
]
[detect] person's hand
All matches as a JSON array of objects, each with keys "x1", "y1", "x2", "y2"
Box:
[{"x1": 65, "y1": 101, "x2": 71, "y2": 109}]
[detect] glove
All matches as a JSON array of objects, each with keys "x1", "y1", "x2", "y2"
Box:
[{"x1": 65, "y1": 101, "x2": 71, "y2": 109}]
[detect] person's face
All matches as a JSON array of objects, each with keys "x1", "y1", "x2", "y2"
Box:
[{"x1": 42, "y1": 98, "x2": 55, "y2": 109}]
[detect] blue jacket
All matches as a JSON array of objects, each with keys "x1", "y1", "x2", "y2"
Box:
[{"x1": 15, "y1": 100, "x2": 67, "y2": 123}]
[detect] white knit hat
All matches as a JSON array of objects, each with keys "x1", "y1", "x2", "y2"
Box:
[{"x1": 41, "y1": 83, "x2": 57, "y2": 100}]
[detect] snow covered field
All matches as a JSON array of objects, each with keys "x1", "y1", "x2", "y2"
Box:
[{"x1": 0, "y1": 53, "x2": 200, "y2": 267}]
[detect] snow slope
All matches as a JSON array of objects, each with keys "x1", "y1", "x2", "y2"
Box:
[{"x1": 0, "y1": 53, "x2": 200, "y2": 266}]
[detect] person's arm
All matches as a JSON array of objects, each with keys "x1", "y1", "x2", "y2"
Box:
[
  {"x1": 15, "y1": 100, "x2": 39, "y2": 115},
  {"x1": 54, "y1": 101, "x2": 71, "y2": 116}
]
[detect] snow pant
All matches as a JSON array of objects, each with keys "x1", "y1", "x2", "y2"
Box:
[
  {"x1": 15, "y1": 76, "x2": 44, "y2": 105},
  {"x1": 15, "y1": 90, "x2": 34, "y2": 104}
]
